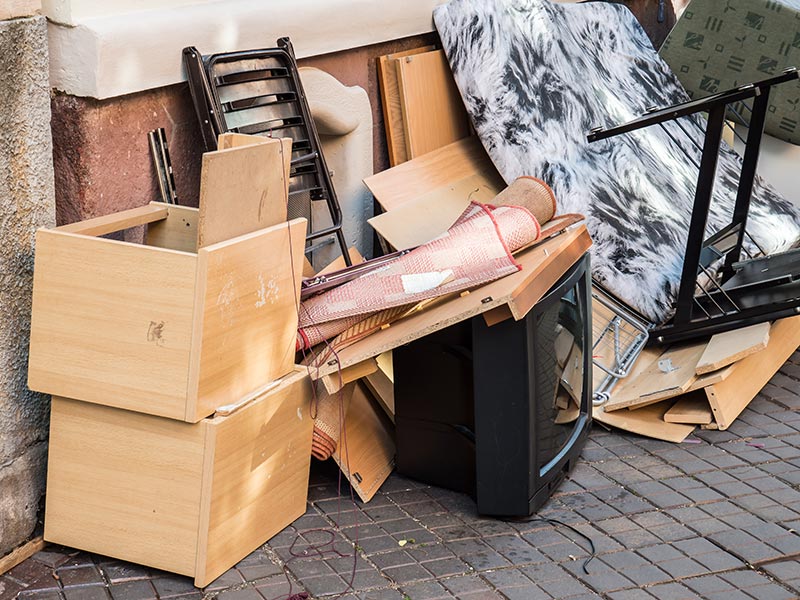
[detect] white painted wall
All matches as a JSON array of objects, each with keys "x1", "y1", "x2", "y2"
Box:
[
  {"x1": 45, "y1": 0, "x2": 445, "y2": 99},
  {"x1": 732, "y1": 125, "x2": 800, "y2": 207}
]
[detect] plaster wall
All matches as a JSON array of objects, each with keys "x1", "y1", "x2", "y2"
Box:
[{"x1": 0, "y1": 15, "x2": 56, "y2": 556}]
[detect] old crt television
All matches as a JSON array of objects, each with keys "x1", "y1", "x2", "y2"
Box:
[{"x1": 394, "y1": 253, "x2": 592, "y2": 517}]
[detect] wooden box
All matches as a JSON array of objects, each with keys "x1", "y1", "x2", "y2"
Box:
[
  {"x1": 27, "y1": 202, "x2": 306, "y2": 422},
  {"x1": 44, "y1": 368, "x2": 313, "y2": 587}
]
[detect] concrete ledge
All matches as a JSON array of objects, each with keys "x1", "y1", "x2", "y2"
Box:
[
  {"x1": 0, "y1": 0, "x2": 41, "y2": 20},
  {"x1": 48, "y1": 0, "x2": 444, "y2": 99}
]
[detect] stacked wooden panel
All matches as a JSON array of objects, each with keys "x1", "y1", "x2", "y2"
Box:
[{"x1": 28, "y1": 134, "x2": 314, "y2": 587}]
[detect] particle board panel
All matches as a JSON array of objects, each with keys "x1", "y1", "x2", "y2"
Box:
[
  {"x1": 333, "y1": 383, "x2": 395, "y2": 503},
  {"x1": 45, "y1": 397, "x2": 207, "y2": 576},
  {"x1": 363, "y1": 136, "x2": 504, "y2": 212},
  {"x1": 364, "y1": 356, "x2": 395, "y2": 421},
  {"x1": 603, "y1": 342, "x2": 706, "y2": 412},
  {"x1": 197, "y1": 369, "x2": 313, "y2": 586},
  {"x1": 705, "y1": 316, "x2": 800, "y2": 430},
  {"x1": 377, "y1": 45, "x2": 436, "y2": 166},
  {"x1": 395, "y1": 49, "x2": 471, "y2": 159},
  {"x1": 190, "y1": 218, "x2": 306, "y2": 420},
  {"x1": 197, "y1": 135, "x2": 291, "y2": 248},
  {"x1": 56, "y1": 204, "x2": 169, "y2": 237},
  {"x1": 367, "y1": 172, "x2": 503, "y2": 251},
  {"x1": 146, "y1": 204, "x2": 200, "y2": 254},
  {"x1": 664, "y1": 393, "x2": 714, "y2": 425},
  {"x1": 45, "y1": 368, "x2": 313, "y2": 588},
  {"x1": 593, "y1": 401, "x2": 696, "y2": 443},
  {"x1": 28, "y1": 230, "x2": 197, "y2": 420},
  {"x1": 309, "y1": 225, "x2": 591, "y2": 379},
  {"x1": 685, "y1": 364, "x2": 735, "y2": 392},
  {"x1": 695, "y1": 322, "x2": 770, "y2": 375}
]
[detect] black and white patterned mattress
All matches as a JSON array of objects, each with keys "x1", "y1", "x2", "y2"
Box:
[{"x1": 434, "y1": 0, "x2": 800, "y2": 323}]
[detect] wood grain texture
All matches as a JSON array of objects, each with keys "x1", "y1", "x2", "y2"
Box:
[
  {"x1": 197, "y1": 136, "x2": 291, "y2": 248},
  {"x1": 364, "y1": 353, "x2": 395, "y2": 421},
  {"x1": 45, "y1": 397, "x2": 206, "y2": 576},
  {"x1": 56, "y1": 204, "x2": 168, "y2": 237},
  {"x1": 686, "y1": 364, "x2": 734, "y2": 392},
  {"x1": 664, "y1": 394, "x2": 713, "y2": 424},
  {"x1": 377, "y1": 46, "x2": 436, "y2": 166},
  {"x1": 368, "y1": 172, "x2": 503, "y2": 251},
  {"x1": 0, "y1": 537, "x2": 45, "y2": 576},
  {"x1": 333, "y1": 383, "x2": 395, "y2": 503},
  {"x1": 363, "y1": 137, "x2": 503, "y2": 212},
  {"x1": 396, "y1": 50, "x2": 471, "y2": 159},
  {"x1": 705, "y1": 316, "x2": 800, "y2": 430},
  {"x1": 197, "y1": 368, "x2": 312, "y2": 586},
  {"x1": 146, "y1": 203, "x2": 199, "y2": 254},
  {"x1": 696, "y1": 322, "x2": 770, "y2": 375},
  {"x1": 593, "y1": 401, "x2": 695, "y2": 443},
  {"x1": 603, "y1": 342, "x2": 706, "y2": 412},
  {"x1": 320, "y1": 359, "x2": 378, "y2": 395},
  {"x1": 189, "y1": 218, "x2": 306, "y2": 420},
  {"x1": 309, "y1": 226, "x2": 590, "y2": 380},
  {"x1": 28, "y1": 230, "x2": 197, "y2": 420}
]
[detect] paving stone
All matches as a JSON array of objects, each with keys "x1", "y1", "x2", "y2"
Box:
[
  {"x1": 107, "y1": 580, "x2": 157, "y2": 600},
  {"x1": 57, "y1": 566, "x2": 105, "y2": 587},
  {"x1": 382, "y1": 564, "x2": 431, "y2": 585},
  {"x1": 561, "y1": 559, "x2": 635, "y2": 594},
  {"x1": 495, "y1": 584, "x2": 551, "y2": 600},
  {"x1": 15, "y1": 590, "x2": 62, "y2": 600},
  {"x1": 150, "y1": 575, "x2": 197, "y2": 598},
  {"x1": 397, "y1": 580, "x2": 452, "y2": 599},
  {"x1": 215, "y1": 586, "x2": 264, "y2": 600},
  {"x1": 645, "y1": 581, "x2": 702, "y2": 599},
  {"x1": 62, "y1": 588, "x2": 110, "y2": 600},
  {"x1": 708, "y1": 529, "x2": 788, "y2": 564},
  {"x1": 440, "y1": 574, "x2": 493, "y2": 596}
]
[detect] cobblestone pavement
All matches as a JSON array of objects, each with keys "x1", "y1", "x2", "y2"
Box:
[{"x1": 3, "y1": 356, "x2": 800, "y2": 600}]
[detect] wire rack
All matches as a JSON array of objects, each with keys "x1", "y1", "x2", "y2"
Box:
[{"x1": 591, "y1": 285, "x2": 651, "y2": 405}]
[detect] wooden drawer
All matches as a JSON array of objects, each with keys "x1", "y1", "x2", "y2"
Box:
[
  {"x1": 27, "y1": 202, "x2": 306, "y2": 422},
  {"x1": 44, "y1": 367, "x2": 313, "y2": 587}
]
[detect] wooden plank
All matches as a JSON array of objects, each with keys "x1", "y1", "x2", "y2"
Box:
[
  {"x1": 145, "y1": 204, "x2": 199, "y2": 254},
  {"x1": 696, "y1": 322, "x2": 770, "y2": 375},
  {"x1": 0, "y1": 0, "x2": 40, "y2": 20},
  {"x1": 363, "y1": 137, "x2": 503, "y2": 212},
  {"x1": 363, "y1": 353, "x2": 395, "y2": 421},
  {"x1": 705, "y1": 316, "x2": 800, "y2": 430},
  {"x1": 686, "y1": 364, "x2": 735, "y2": 392},
  {"x1": 333, "y1": 383, "x2": 395, "y2": 503},
  {"x1": 396, "y1": 50, "x2": 471, "y2": 159},
  {"x1": 317, "y1": 247, "x2": 365, "y2": 276},
  {"x1": 377, "y1": 45, "x2": 436, "y2": 166},
  {"x1": 45, "y1": 397, "x2": 206, "y2": 576},
  {"x1": 309, "y1": 225, "x2": 590, "y2": 380},
  {"x1": 0, "y1": 537, "x2": 45, "y2": 576},
  {"x1": 28, "y1": 230, "x2": 197, "y2": 420},
  {"x1": 593, "y1": 401, "x2": 696, "y2": 443},
  {"x1": 603, "y1": 342, "x2": 706, "y2": 412},
  {"x1": 197, "y1": 369, "x2": 312, "y2": 586},
  {"x1": 367, "y1": 172, "x2": 503, "y2": 251},
  {"x1": 197, "y1": 136, "x2": 291, "y2": 248},
  {"x1": 56, "y1": 204, "x2": 168, "y2": 237},
  {"x1": 189, "y1": 218, "x2": 306, "y2": 421},
  {"x1": 321, "y1": 358, "x2": 378, "y2": 395},
  {"x1": 664, "y1": 393, "x2": 714, "y2": 425}
]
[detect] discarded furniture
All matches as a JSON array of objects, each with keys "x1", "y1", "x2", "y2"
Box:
[
  {"x1": 183, "y1": 38, "x2": 350, "y2": 265},
  {"x1": 32, "y1": 134, "x2": 313, "y2": 586},
  {"x1": 588, "y1": 69, "x2": 800, "y2": 344},
  {"x1": 660, "y1": 0, "x2": 800, "y2": 146},
  {"x1": 434, "y1": 0, "x2": 800, "y2": 325},
  {"x1": 44, "y1": 369, "x2": 313, "y2": 588},
  {"x1": 395, "y1": 253, "x2": 592, "y2": 516}
]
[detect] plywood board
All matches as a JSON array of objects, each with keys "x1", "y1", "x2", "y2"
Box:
[
  {"x1": 705, "y1": 316, "x2": 800, "y2": 430},
  {"x1": 364, "y1": 136, "x2": 504, "y2": 212},
  {"x1": 593, "y1": 401, "x2": 696, "y2": 443},
  {"x1": 146, "y1": 203, "x2": 199, "y2": 254},
  {"x1": 686, "y1": 364, "x2": 735, "y2": 392},
  {"x1": 309, "y1": 225, "x2": 591, "y2": 380},
  {"x1": 368, "y1": 172, "x2": 503, "y2": 251},
  {"x1": 45, "y1": 397, "x2": 207, "y2": 577},
  {"x1": 28, "y1": 230, "x2": 197, "y2": 421},
  {"x1": 603, "y1": 342, "x2": 706, "y2": 412},
  {"x1": 396, "y1": 49, "x2": 471, "y2": 159},
  {"x1": 664, "y1": 393, "x2": 714, "y2": 425},
  {"x1": 197, "y1": 136, "x2": 291, "y2": 248},
  {"x1": 333, "y1": 383, "x2": 395, "y2": 503},
  {"x1": 198, "y1": 369, "x2": 312, "y2": 586},
  {"x1": 696, "y1": 322, "x2": 770, "y2": 375},
  {"x1": 377, "y1": 45, "x2": 436, "y2": 166},
  {"x1": 190, "y1": 218, "x2": 306, "y2": 420}
]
